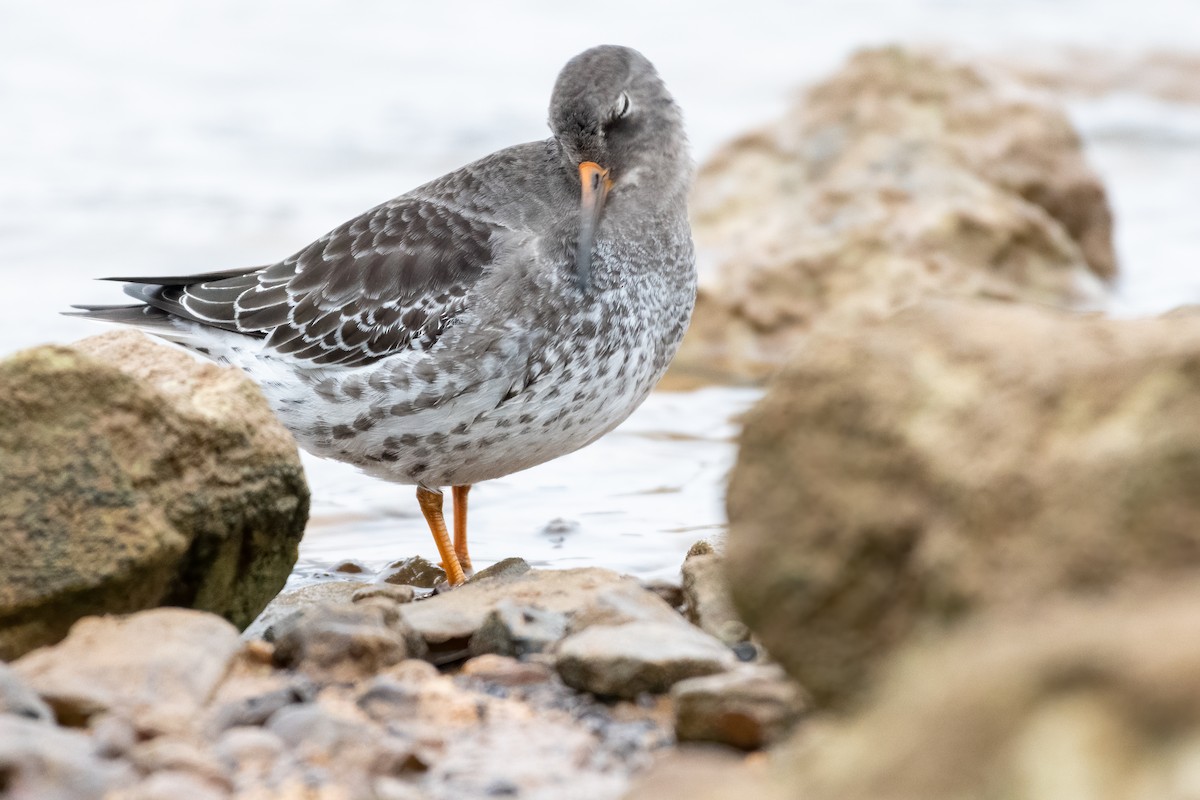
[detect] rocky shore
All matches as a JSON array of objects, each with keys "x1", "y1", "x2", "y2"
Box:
[{"x1": 5, "y1": 44, "x2": 1200, "y2": 800}]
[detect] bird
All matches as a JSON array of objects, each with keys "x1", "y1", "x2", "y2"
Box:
[{"x1": 70, "y1": 45, "x2": 696, "y2": 587}]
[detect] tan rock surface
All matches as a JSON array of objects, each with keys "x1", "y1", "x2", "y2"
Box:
[
  {"x1": 786, "y1": 585, "x2": 1200, "y2": 800},
  {"x1": 727, "y1": 299, "x2": 1200, "y2": 707},
  {"x1": 13, "y1": 608, "x2": 242, "y2": 732},
  {"x1": 669, "y1": 47, "x2": 1114, "y2": 385},
  {"x1": 0, "y1": 331, "x2": 309, "y2": 659}
]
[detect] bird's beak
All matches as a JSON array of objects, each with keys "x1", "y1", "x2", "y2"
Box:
[{"x1": 576, "y1": 161, "x2": 612, "y2": 291}]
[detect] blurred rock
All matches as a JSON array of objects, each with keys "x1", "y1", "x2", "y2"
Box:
[
  {"x1": 468, "y1": 600, "x2": 567, "y2": 659},
  {"x1": 0, "y1": 661, "x2": 53, "y2": 723},
  {"x1": 271, "y1": 603, "x2": 413, "y2": 681},
  {"x1": 458, "y1": 654, "x2": 554, "y2": 686},
  {"x1": 556, "y1": 621, "x2": 736, "y2": 698},
  {"x1": 1002, "y1": 47, "x2": 1200, "y2": 105},
  {"x1": 681, "y1": 550, "x2": 749, "y2": 645},
  {"x1": 396, "y1": 566, "x2": 647, "y2": 664},
  {"x1": 13, "y1": 608, "x2": 241, "y2": 732},
  {"x1": 669, "y1": 46, "x2": 1114, "y2": 385},
  {"x1": 0, "y1": 331, "x2": 309, "y2": 659},
  {"x1": 728, "y1": 299, "x2": 1200, "y2": 707},
  {"x1": 0, "y1": 715, "x2": 136, "y2": 799},
  {"x1": 380, "y1": 556, "x2": 446, "y2": 589},
  {"x1": 622, "y1": 749, "x2": 790, "y2": 800},
  {"x1": 243, "y1": 579, "x2": 370, "y2": 641},
  {"x1": 672, "y1": 665, "x2": 807, "y2": 750},
  {"x1": 786, "y1": 585, "x2": 1200, "y2": 800}
]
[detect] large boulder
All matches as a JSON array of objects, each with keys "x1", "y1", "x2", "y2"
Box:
[
  {"x1": 0, "y1": 331, "x2": 309, "y2": 659},
  {"x1": 785, "y1": 585, "x2": 1200, "y2": 800},
  {"x1": 727, "y1": 300, "x2": 1200, "y2": 708},
  {"x1": 668, "y1": 47, "x2": 1114, "y2": 385}
]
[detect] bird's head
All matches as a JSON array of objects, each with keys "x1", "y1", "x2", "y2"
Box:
[{"x1": 548, "y1": 45, "x2": 689, "y2": 290}]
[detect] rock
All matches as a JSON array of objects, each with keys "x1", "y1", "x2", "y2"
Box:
[
  {"x1": 458, "y1": 654, "x2": 554, "y2": 687},
  {"x1": 622, "y1": 749, "x2": 790, "y2": 800},
  {"x1": 271, "y1": 603, "x2": 412, "y2": 681},
  {"x1": 352, "y1": 584, "x2": 416, "y2": 606},
  {"x1": 668, "y1": 47, "x2": 1114, "y2": 385},
  {"x1": 0, "y1": 715, "x2": 136, "y2": 799},
  {"x1": 785, "y1": 585, "x2": 1200, "y2": 800},
  {"x1": 727, "y1": 299, "x2": 1200, "y2": 708},
  {"x1": 681, "y1": 551, "x2": 749, "y2": 645},
  {"x1": 555, "y1": 621, "x2": 736, "y2": 698},
  {"x1": 468, "y1": 600, "x2": 567, "y2": 659},
  {"x1": 243, "y1": 579, "x2": 371, "y2": 641},
  {"x1": 471, "y1": 557, "x2": 533, "y2": 582},
  {"x1": 108, "y1": 771, "x2": 230, "y2": 800},
  {"x1": 640, "y1": 579, "x2": 685, "y2": 611},
  {"x1": 211, "y1": 726, "x2": 285, "y2": 782},
  {"x1": 0, "y1": 331, "x2": 309, "y2": 659},
  {"x1": 380, "y1": 556, "x2": 446, "y2": 589},
  {"x1": 0, "y1": 661, "x2": 53, "y2": 722},
  {"x1": 395, "y1": 566, "x2": 654, "y2": 664},
  {"x1": 672, "y1": 665, "x2": 808, "y2": 750},
  {"x1": 126, "y1": 737, "x2": 230, "y2": 791},
  {"x1": 13, "y1": 608, "x2": 241, "y2": 731}
]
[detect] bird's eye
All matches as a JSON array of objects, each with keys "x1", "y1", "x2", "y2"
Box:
[{"x1": 614, "y1": 92, "x2": 632, "y2": 120}]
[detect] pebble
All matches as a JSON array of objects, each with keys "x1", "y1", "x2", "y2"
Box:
[{"x1": 555, "y1": 621, "x2": 737, "y2": 698}]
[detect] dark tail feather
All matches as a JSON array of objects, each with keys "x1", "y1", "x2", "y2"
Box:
[
  {"x1": 63, "y1": 303, "x2": 177, "y2": 330},
  {"x1": 99, "y1": 266, "x2": 262, "y2": 285}
]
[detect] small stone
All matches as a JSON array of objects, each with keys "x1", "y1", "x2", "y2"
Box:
[
  {"x1": 468, "y1": 600, "x2": 567, "y2": 658},
  {"x1": 381, "y1": 557, "x2": 446, "y2": 589},
  {"x1": 672, "y1": 665, "x2": 809, "y2": 750},
  {"x1": 471, "y1": 557, "x2": 532, "y2": 582},
  {"x1": 113, "y1": 770, "x2": 229, "y2": 800},
  {"x1": 373, "y1": 776, "x2": 433, "y2": 800},
  {"x1": 682, "y1": 552, "x2": 750, "y2": 645},
  {"x1": 12, "y1": 608, "x2": 241, "y2": 732},
  {"x1": 555, "y1": 621, "x2": 737, "y2": 698},
  {"x1": 459, "y1": 654, "x2": 554, "y2": 686},
  {"x1": 243, "y1": 580, "x2": 371, "y2": 642},
  {"x1": 208, "y1": 680, "x2": 316, "y2": 731},
  {"x1": 0, "y1": 661, "x2": 53, "y2": 722},
  {"x1": 353, "y1": 584, "x2": 416, "y2": 606},
  {"x1": 0, "y1": 715, "x2": 136, "y2": 797},
  {"x1": 567, "y1": 584, "x2": 684, "y2": 632},
  {"x1": 213, "y1": 726, "x2": 285, "y2": 777},
  {"x1": 334, "y1": 560, "x2": 368, "y2": 574},
  {"x1": 271, "y1": 603, "x2": 409, "y2": 682},
  {"x1": 90, "y1": 713, "x2": 138, "y2": 759},
  {"x1": 641, "y1": 578, "x2": 685, "y2": 611},
  {"x1": 127, "y1": 737, "x2": 230, "y2": 790},
  {"x1": 538, "y1": 518, "x2": 580, "y2": 547},
  {"x1": 686, "y1": 540, "x2": 717, "y2": 559}
]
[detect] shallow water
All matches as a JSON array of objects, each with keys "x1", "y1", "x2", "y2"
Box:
[{"x1": 2, "y1": 1, "x2": 1198, "y2": 579}]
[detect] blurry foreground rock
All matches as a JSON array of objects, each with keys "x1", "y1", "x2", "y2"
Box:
[
  {"x1": 727, "y1": 299, "x2": 1200, "y2": 708},
  {"x1": 669, "y1": 46, "x2": 1115, "y2": 385},
  {"x1": 0, "y1": 558, "x2": 799, "y2": 799},
  {"x1": 784, "y1": 585, "x2": 1200, "y2": 800},
  {"x1": 0, "y1": 331, "x2": 309, "y2": 660}
]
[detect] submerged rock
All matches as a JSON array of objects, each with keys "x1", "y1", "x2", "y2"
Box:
[
  {"x1": 727, "y1": 299, "x2": 1200, "y2": 707},
  {"x1": 0, "y1": 331, "x2": 309, "y2": 660},
  {"x1": 669, "y1": 46, "x2": 1114, "y2": 385}
]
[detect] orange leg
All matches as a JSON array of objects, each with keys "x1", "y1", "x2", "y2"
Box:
[
  {"x1": 417, "y1": 486, "x2": 466, "y2": 586},
  {"x1": 452, "y1": 484, "x2": 474, "y2": 574}
]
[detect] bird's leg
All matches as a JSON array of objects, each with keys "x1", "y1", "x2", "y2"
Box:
[
  {"x1": 452, "y1": 484, "x2": 473, "y2": 574},
  {"x1": 417, "y1": 486, "x2": 467, "y2": 586}
]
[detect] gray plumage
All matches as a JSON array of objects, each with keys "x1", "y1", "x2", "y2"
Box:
[{"x1": 71, "y1": 45, "x2": 696, "y2": 491}]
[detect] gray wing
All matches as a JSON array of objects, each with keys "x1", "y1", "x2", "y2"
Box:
[{"x1": 122, "y1": 197, "x2": 503, "y2": 367}]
